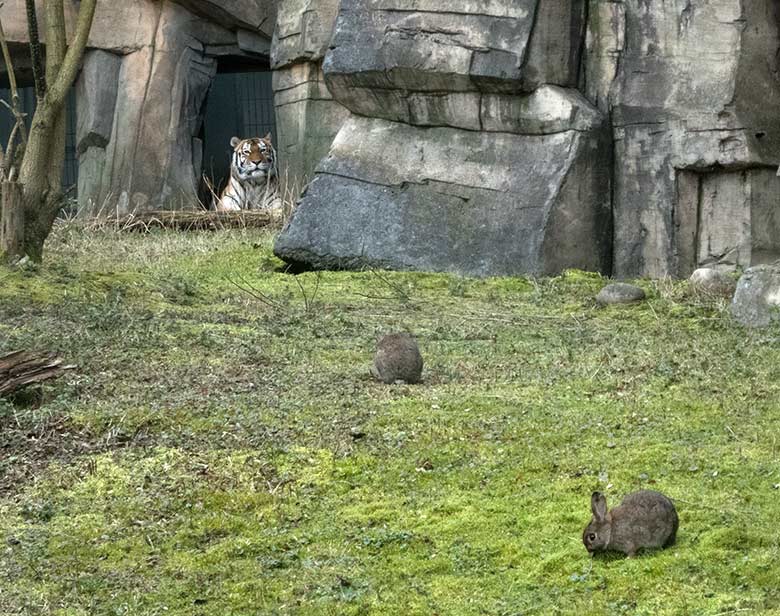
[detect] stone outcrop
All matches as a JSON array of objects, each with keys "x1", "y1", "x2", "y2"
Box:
[
  {"x1": 595, "y1": 283, "x2": 646, "y2": 306},
  {"x1": 275, "y1": 0, "x2": 612, "y2": 277},
  {"x1": 271, "y1": 0, "x2": 348, "y2": 184},
  {"x1": 275, "y1": 0, "x2": 780, "y2": 279},
  {"x1": 731, "y1": 265, "x2": 780, "y2": 328},
  {"x1": 587, "y1": 0, "x2": 780, "y2": 278},
  {"x1": 77, "y1": 3, "x2": 223, "y2": 215},
  {"x1": 276, "y1": 105, "x2": 611, "y2": 276},
  {"x1": 172, "y1": 0, "x2": 276, "y2": 37}
]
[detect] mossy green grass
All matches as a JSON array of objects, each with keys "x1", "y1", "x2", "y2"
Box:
[{"x1": 1, "y1": 224, "x2": 779, "y2": 615}]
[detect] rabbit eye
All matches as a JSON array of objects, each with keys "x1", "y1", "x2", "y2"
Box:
[{"x1": 588, "y1": 533, "x2": 596, "y2": 541}]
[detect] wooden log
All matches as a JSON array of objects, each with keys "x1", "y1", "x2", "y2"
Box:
[
  {"x1": 0, "y1": 350, "x2": 75, "y2": 396},
  {"x1": 118, "y1": 209, "x2": 278, "y2": 232},
  {"x1": 1, "y1": 180, "x2": 24, "y2": 258}
]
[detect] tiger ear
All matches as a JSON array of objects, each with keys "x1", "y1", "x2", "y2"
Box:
[
  {"x1": 263, "y1": 132, "x2": 272, "y2": 142},
  {"x1": 230, "y1": 136, "x2": 241, "y2": 148}
]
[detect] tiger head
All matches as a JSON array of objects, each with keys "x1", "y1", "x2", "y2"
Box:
[{"x1": 230, "y1": 134, "x2": 276, "y2": 183}]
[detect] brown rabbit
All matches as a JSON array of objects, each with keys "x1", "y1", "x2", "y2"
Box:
[
  {"x1": 583, "y1": 490, "x2": 678, "y2": 558},
  {"x1": 371, "y1": 333, "x2": 423, "y2": 384}
]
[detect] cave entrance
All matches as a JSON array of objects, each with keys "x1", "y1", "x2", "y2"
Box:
[{"x1": 201, "y1": 56, "x2": 276, "y2": 207}]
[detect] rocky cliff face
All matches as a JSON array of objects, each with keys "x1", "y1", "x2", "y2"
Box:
[
  {"x1": 271, "y1": 0, "x2": 348, "y2": 185},
  {"x1": 593, "y1": 0, "x2": 780, "y2": 278},
  {"x1": 274, "y1": 0, "x2": 780, "y2": 278}
]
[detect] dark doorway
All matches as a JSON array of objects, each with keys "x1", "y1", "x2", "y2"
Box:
[
  {"x1": 0, "y1": 86, "x2": 78, "y2": 193},
  {"x1": 202, "y1": 69, "x2": 276, "y2": 205}
]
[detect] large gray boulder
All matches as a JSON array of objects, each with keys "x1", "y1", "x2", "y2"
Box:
[
  {"x1": 596, "y1": 283, "x2": 646, "y2": 306},
  {"x1": 275, "y1": 108, "x2": 611, "y2": 277},
  {"x1": 275, "y1": 1, "x2": 612, "y2": 276},
  {"x1": 689, "y1": 268, "x2": 737, "y2": 298},
  {"x1": 275, "y1": 0, "x2": 780, "y2": 279},
  {"x1": 731, "y1": 265, "x2": 780, "y2": 328},
  {"x1": 323, "y1": 0, "x2": 586, "y2": 124}
]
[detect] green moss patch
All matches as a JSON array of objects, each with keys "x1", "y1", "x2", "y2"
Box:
[{"x1": 1, "y1": 226, "x2": 779, "y2": 614}]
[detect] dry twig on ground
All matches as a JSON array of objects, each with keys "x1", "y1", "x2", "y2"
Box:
[
  {"x1": 0, "y1": 350, "x2": 75, "y2": 396},
  {"x1": 118, "y1": 210, "x2": 277, "y2": 232}
]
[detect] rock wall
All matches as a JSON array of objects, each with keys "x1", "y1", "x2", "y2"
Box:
[
  {"x1": 275, "y1": 0, "x2": 613, "y2": 277},
  {"x1": 271, "y1": 0, "x2": 348, "y2": 185},
  {"x1": 275, "y1": 0, "x2": 780, "y2": 278},
  {"x1": 592, "y1": 0, "x2": 780, "y2": 277}
]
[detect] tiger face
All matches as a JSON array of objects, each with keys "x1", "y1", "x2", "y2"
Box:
[{"x1": 230, "y1": 133, "x2": 276, "y2": 183}]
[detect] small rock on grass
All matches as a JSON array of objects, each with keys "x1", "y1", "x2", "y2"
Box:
[
  {"x1": 731, "y1": 264, "x2": 780, "y2": 328},
  {"x1": 596, "y1": 282, "x2": 646, "y2": 306}
]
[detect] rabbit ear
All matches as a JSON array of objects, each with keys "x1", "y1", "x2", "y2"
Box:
[{"x1": 591, "y1": 492, "x2": 607, "y2": 521}]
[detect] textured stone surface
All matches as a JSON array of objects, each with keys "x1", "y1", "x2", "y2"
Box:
[
  {"x1": 273, "y1": 64, "x2": 349, "y2": 183},
  {"x1": 271, "y1": 0, "x2": 346, "y2": 182},
  {"x1": 324, "y1": 1, "x2": 536, "y2": 101},
  {"x1": 275, "y1": 113, "x2": 612, "y2": 277},
  {"x1": 172, "y1": 0, "x2": 276, "y2": 37},
  {"x1": 272, "y1": 0, "x2": 339, "y2": 67},
  {"x1": 522, "y1": 0, "x2": 587, "y2": 90},
  {"x1": 92, "y1": 4, "x2": 219, "y2": 213},
  {"x1": 598, "y1": 0, "x2": 780, "y2": 278},
  {"x1": 76, "y1": 51, "x2": 121, "y2": 155},
  {"x1": 275, "y1": 1, "x2": 614, "y2": 277},
  {"x1": 672, "y1": 169, "x2": 780, "y2": 276},
  {"x1": 0, "y1": 0, "x2": 156, "y2": 53},
  {"x1": 322, "y1": 0, "x2": 589, "y2": 127},
  {"x1": 76, "y1": 51, "x2": 122, "y2": 216},
  {"x1": 731, "y1": 265, "x2": 780, "y2": 328},
  {"x1": 595, "y1": 283, "x2": 646, "y2": 306}
]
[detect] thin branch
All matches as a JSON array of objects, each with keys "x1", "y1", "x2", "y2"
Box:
[
  {"x1": 0, "y1": 10, "x2": 28, "y2": 180},
  {"x1": 25, "y1": 0, "x2": 46, "y2": 99},
  {"x1": 0, "y1": 5, "x2": 20, "y2": 109},
  {"x1": 227, "y1": 274, "x2": 282, "y2": 310},
  {"x1": 46, "y1": 0, "x2": 98, "y2": 108},
  {"x1": 293, "y1": 271, "x2": 322, "y2": 314},
  {"x1": 44, "y1": 0, "x2": 66, "y2": 87},
  {"x1": 368, "y1": 268, "x2": 420, "y2": 306}
]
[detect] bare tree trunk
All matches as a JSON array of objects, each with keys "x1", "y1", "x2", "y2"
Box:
[
  {"x1": 1, "y1": 180, "x2": 24, "y2": 259},
  {"x1": 12, "y1": 0, "x2": 98, "y2": 262},
  {"x1": 19, "y1": 102, "x2": 67, "y2": 262}
]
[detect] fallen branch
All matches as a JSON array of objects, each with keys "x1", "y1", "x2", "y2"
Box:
[
  {"x1": 118, "y1": 210, "x2": 278, "y2": 232},
  {"x1": 0, "y1": 350, "x2": 75, "y2": 396}
]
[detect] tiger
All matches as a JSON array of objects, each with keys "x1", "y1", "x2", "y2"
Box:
[{"x1": 214, "y1": 133, "x2": 281, "y2": 212}]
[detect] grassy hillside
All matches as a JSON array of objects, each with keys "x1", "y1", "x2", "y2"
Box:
[{"x1": 1, "y1": 224, "x2": 779, "y2": 615}]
